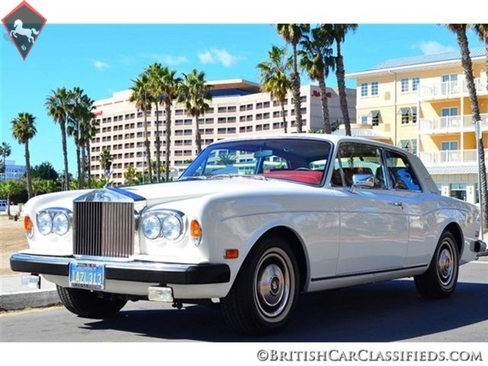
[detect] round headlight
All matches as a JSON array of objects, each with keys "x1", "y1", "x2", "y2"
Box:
[
  {"x1": 52, "y1": 212, "x2": 70, "y2": 235},
  {"x1": 162, "y1": 214, "x2": 183, "y2": 240},
  {"x1": 37, "y1": 212, "x2": 53, "y2": 235},
  {"x1": 142, "y1": 214, "x2": 162, "y2": 240}
]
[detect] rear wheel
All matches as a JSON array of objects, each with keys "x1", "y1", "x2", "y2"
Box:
[
  {"x1": 57, "y1": 286, "x2": 127, "y2": 319},
  {"x1": 221, "y1": 235, "x2": 299, "y2": 336},
  {"x1": 414, "y1": 231, "x2": 459, "y2": 299}
]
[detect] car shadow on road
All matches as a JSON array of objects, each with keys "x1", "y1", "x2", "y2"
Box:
[{"x1": 81, "y1": 279, "x2": 488, "y2": 342}]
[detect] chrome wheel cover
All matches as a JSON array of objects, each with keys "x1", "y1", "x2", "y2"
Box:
[
  {"x1": 437, "y1": 240, "x2": 455, "y2": 288},
  {"x1": 253, "y1": 248, "x2": 293, "y2": 321}
]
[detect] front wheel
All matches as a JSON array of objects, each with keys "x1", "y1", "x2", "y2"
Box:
[
  {"x1": 221, "y1": 236, "x2": 300, "y2": 336},
  {"x1": 414, "y1": 231, "x2": 459, "y2": 299},
  {"x1": 57, "y1": 286, "x2": 127, "y2": 319}
]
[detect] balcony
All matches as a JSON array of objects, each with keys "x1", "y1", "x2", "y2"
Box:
[
  {"x1": 418, "y1": 149, "x2": 485, "y2": 164},
  {"x1": 419, "y1": 113, "x2": 488, "y2": 134},
  {"x1": 418, "y1": 78, "x2": 487, "y2": 100}
]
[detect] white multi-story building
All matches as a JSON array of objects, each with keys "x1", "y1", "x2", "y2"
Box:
[
  {"x1": 0, "y1": 160, "x2": 26, "y2": 181},
  {"x1": 90, "y1": 79, "x2": 356, "y2": 185}
]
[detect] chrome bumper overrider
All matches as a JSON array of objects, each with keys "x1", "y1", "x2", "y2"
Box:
[
  {"x1": 10, "y1": 253, "x2": 230, "y2": 284},
  {"x1": 471, "y1": 240, "x2": 488, "y2": 258}
]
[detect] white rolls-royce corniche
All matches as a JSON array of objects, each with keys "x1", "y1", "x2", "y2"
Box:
[{"x1": 10, "y1": 134, "x2": 487, "y2": 335}]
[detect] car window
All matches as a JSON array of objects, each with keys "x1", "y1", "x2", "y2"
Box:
[
  {"x1": 180, "y1": 138, "x2": 332, "y2": 185},
  {"x1": 384, "y1": 149, "x2": 422, "y2": 191},
  {"x1": 332, "y1": 142, "x2": 383, "y2": 188}
]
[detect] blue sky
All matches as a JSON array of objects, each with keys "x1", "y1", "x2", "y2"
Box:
[{"x1": 1, "y1": 2, "x2": 485, "y2": 174}]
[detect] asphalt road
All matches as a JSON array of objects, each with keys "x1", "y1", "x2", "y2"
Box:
[{"x1": 1, "y1": 259, "x2": 487, "y2": 343}]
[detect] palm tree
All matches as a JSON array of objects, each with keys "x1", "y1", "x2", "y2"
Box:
[
  {"x1": 81, "y1": 117, "x2": 99, "y2": 188},
  {"x1": 446, "y1": 24, "x2": 488, "y2": 232},
  {"x1": 11, "y1": 112, "x2": 37, "y2": 199},
  {"x1": 67, "y1": 88, "x2": 96, "y2": 188},
  {"x1": 123, "y1": 165, "x2": 138, "y2": 185},
  {"x1": 45, "y1": 87, "x2": 72, "y2": 190},
  {"x1": 145, "y1": 63, "x2": 164, "y2": 182},
  {"x1": 178, "y1": 69, "x2": 212, "y2": 154},
  {"x1": 299, "y1": 25, "x2": 335, "y2": 134},
  {"x1": 66, "y1": 87, "x2": 84, "y2": 189},
  {"x1": 0, "y1": 179, "x2": 23, "y2": 217},
  {"x1": 330, "y1": 24, "x2": 358, "y2": 136},
  {"x1": 129, "y1": 74, "x2": 154, "y2": 183},
  {"x1": 276, "y1": 24, "x2": 310, "y2": 133},
  {"x1": 147, "y1": 64, "x2": 182, "y2": 182},
  {"x1": 257, "y1": 45, "x2": 292, "y2": 133},
  {"x1": 0, "y1": 142, "x2": 12, "y2": 175},
  {"x1": 471, "y1": 24, "x2": 488, "y2": 90},
  {"x1": 99, "y1": 149, "x2": 113, "y2": 176}
]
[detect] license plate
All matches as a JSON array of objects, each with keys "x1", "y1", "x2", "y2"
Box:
[{"x1": 69, "y1": 262, "x2": 105, "y2": 290}]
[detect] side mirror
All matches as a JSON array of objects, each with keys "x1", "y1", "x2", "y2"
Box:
[{"x1": 349, "y1": 173, "x2": 375, "y2": 192}]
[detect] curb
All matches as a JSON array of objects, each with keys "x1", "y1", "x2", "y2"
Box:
[{"x1": 0, "y1": 289, "x2": 61, "y2": 311}]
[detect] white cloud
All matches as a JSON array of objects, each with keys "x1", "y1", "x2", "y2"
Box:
[
  {"x1": 411, "y1": 41, "x2": 457, "y2": 55},
  {"x1": 197, "y1": 48, "x2": 243, "y2": 67},
  {"x1": 141, "y1": 53, "x2": 188, "y2": 65},
  {"x1": 93, "y1": 60, "x2": 109, "y2": 70}
]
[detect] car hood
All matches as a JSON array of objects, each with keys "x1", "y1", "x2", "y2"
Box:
[
  {"x1": 23, "y1": 176, "x2": 321, "y2": 213},
  {"x1": 120, "y1": 177, "x2": 314, "y2": 203}
]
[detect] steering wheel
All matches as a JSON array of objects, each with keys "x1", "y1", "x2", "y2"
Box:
[{"x1": 295, "y1": 167, "x2": 311, "y2": 171}]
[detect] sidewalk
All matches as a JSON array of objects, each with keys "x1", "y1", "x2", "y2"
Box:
[{"x1": 0, "y1": 274, "x2": 61, "y2": 311}]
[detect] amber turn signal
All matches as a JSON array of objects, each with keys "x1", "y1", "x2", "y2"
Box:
[
  {"x1": 224, "y1": 249, "x2": 239, "y2": 259},
  {"x1": 24, "y1": 215, "x2": 33, "y2": 237}
]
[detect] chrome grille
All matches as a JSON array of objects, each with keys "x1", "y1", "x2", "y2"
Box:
[{"x1": 73, "y1": 201, "x2": 134, "y2": 258}]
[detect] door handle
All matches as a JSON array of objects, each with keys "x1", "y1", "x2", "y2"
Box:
[{"x1": 388, "y1": 202, "x2": 404, "y2": 209}]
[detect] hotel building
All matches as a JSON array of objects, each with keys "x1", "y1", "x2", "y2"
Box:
[
  {"x1": 90, "y1": 80, "x2": 356, "y2": 185},
  {"x1": 346, "y1": 47, "x2": 488, "y2": 204}
]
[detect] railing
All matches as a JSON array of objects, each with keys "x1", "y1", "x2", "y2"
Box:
[
  {"x1": 419, "y1": 113, "x2": 488, "y2": 133},
  {"x1": 419, "y1": 78, "x2": 487, "y2": 99},
  {"x1": 418, "y1": 149, "x2": 484, "y2": 164}
]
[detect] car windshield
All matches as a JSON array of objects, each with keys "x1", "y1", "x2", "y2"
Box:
[{"x1": 179, "y1": 138, "x2": 332, "y2": 185}]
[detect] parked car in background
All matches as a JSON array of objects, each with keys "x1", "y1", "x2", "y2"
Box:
[
  {"x1": 10, "y1": 134, "x2": 488, "y2": 335},
  {"x1": 0, "y1": 199, "x2": 7, "y2": 212}
]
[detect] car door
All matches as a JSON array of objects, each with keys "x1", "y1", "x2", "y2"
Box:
[{"x1": 332, "y1": 142, "x2": 410, "y2": 275}]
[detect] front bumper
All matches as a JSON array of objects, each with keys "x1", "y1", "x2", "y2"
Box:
[{"x1": 10, "y1": 253, "x2": 230, "y2": 285}]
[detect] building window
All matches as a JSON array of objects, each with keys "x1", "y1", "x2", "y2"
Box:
[
  {"x1": 361, "y1": 115, "x2": 368, "y2": 124},
  {"x1": 371, "y1": 82, "x2": 378, "y2": 96},
  {"x1": 401, "y1": 78, "x2": 409, "y2": 93},
  {"x1": 370, "y1": 110, "x2": 380, "y2": 126},
  {"x1": 411, "y1": 106, "x2": 417, "y2": 124},
  {"x1": 400, "y1": 107, "x2": 410, "y2": 124},
  {"x1": 450, "y1": 183, "x2": 467, "y2": 201},
  {"x1": 361, "y1": 83, "x2": 368, "y2": 97},
  {"x1": 412, "y1": 77, "x2": 420, "y2": 91},
  {"x1": 441, "y1": 74, "x2": 459, "y2": 94}
]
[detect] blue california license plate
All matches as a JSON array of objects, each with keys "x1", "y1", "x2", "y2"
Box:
[{"x1": 69, "y1": 262, "x2": 105, "y2": 290}]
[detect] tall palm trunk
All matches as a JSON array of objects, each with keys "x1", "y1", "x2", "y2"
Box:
[
  {"x1": 335, "y1": 41, "x2": 351, "y2": 136},
  {"x1": 195, "y1": 115, "x2": 202, "y2": 154},
  {"x1": 155, "y1": 105, "x2": 161, "y2": 183},
  {"x1": 165, "y1": 103, "x2": 172, "y2": 182},
  {"x1": 25, "y1": 141, "x2": 33, "y2": 199},
  {"x1": 61, "y1": 117, "x2": 69, "y2": 190},
  {"x1": 452, "y1": 25, "x2": 488, "y2": 232},
  {"x1": 484, "y1": 37, "x2": 488, "y2": 91},
  {"x1": 291, "y1": 44, "x2": 302, "y2": 133},
  {"x1": 86, "y1": 141, "x2": 92, "y2": 188},
  {"x1": 318, "y1": 78, "x2": 331, "y2": 134},
  {"x1": 143, "y1": 109, "x2": 152, "y2": 183},
  {"x1": 75, "y1": 142, "x2": 81, "y2": 189},
  {"x1": 164, "y1": 101, "x2": 171, "y2": 182},
  {"x1": 280, "y1": 100, "x2": 287, "y2": 133},
  {"x1": 80, "y1": 145, "x2": 86, "y2": 188}
]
